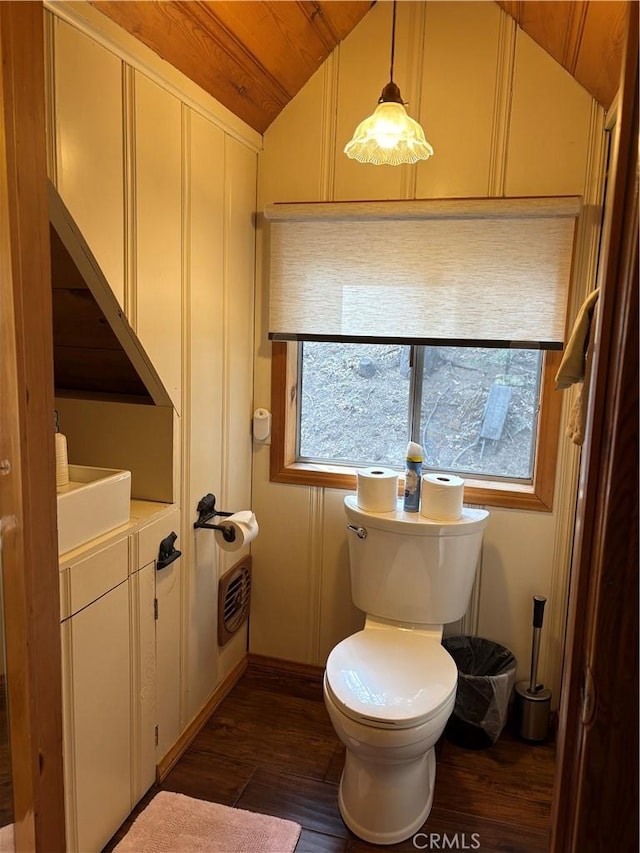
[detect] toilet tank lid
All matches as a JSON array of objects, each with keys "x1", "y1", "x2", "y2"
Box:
[
  {"x1": 344, "y1": 495, "x2": 488, "y2": 535},
  {"x1": 326, "y1": 628, "x2": 458, "y2": 728}
]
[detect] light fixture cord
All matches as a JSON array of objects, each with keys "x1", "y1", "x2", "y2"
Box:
[{"x1": 389, "y1": 0, "x2": 397, "y2": 83}]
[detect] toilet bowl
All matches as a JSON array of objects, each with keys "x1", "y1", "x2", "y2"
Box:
[
  {"x1": 324, "y1": 495, "x2": 489, "y2": 844},
  {"x1": 324, "y1": 623, "x2": 457, "y2": 844}
]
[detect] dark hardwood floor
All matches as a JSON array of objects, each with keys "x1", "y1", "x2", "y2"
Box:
[{"x1": 106, "y1": 662, "x2": 555, "y2": 852}]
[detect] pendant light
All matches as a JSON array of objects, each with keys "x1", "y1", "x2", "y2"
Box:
[{"x1": 344, "y1": 0, "x2": 433, "y2": 166}]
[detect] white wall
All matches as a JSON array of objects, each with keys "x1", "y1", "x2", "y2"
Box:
[{"x1": 252, "y1": 0, "x2": 606, "y2": 705}]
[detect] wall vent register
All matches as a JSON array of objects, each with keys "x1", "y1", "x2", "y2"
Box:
[{"x1": 218, "y1": 557, "x2": 252, "y2": 646}]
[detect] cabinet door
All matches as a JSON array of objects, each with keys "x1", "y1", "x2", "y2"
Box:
[
  {"x1": 66, "y1": 580, "x2": 132, "y2": 853},
  {"x1": 54, "y1": 18, "x2": 125, "y2": 306},
  {"x1": 155, "y1": 546, "x2": 182, "y2": 760},
  {"x1": 132, "y1": 561, "x2": 157, "y2": 801},
  {"x1": 138, "y1": 507, "x2": 182, "y2": 759}
]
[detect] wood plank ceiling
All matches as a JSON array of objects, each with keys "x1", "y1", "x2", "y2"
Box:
[
  {"x1": 89, "y1": 1, "x2": 628, "y2": 135},
  {"x1": 496, "y1": 0, "x2": 628, "y2": 111},
  {"x1": 90, "y1": 1, "x2": 374, "y2": 133}
]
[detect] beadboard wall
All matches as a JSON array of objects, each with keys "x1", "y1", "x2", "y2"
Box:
[
  {"x1": 45, "y1": 1, "x2": 258, "y2": 731},
  {"x1": 252, "y1": 0, "x2": 608, "y2": 706}
]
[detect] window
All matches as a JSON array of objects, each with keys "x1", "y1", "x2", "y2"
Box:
[
  {"x1": 270, "y1": 342, "x2": 563, "y2": 511},
  {"x1": 265, "y1": 197, "x2": 576, "y2": 510}
]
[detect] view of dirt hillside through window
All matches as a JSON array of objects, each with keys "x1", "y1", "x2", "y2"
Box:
[{"x1": 299, "y1": 343, "x2": 542, "y2": 480}]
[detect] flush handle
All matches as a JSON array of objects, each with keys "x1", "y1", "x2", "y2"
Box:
[{"x1": 347, "y1": 525, "x2": 367, "y2": 539}]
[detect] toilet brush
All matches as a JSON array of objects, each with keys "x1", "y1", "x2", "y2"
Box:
[{"x1": 514, "y1": 595, "x2": 551, "y2": 742}]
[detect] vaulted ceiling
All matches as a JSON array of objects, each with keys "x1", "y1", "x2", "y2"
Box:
[
  {"x1": 89, "y1": 1, "x2": 629, "y2": 135},
  {"x1": 496, "y1": 0, "x2": 628, "y2": 111}
]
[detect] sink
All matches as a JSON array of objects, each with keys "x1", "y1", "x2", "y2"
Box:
[{"x1": 57, "y1": 465, "x2": 131, "y2": 555}]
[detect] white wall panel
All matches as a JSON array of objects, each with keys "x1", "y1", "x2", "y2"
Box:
[
  {"x1": 506, "y1": 31, "x2": 593, "y2": 196},
  {"x1": 135, "y1": 72, "x2": 183, "y2": 413},
  {"x1": 319, "y1": 490, "x2": 364, "y2": 663},
  {"x1": 186, "y1": 111, "x2": 225, "y2": 717},
  {"x1": 221, "y1": 136, "x2": 256, "y2": 545},
  {"x1": 258, "y1": 66, "x2": 327, "y2": 206},
  {"x1": 249, "y1": 452, "x2": 315, "y2": 661},
  {"x1": 416, "y1": 1, "x2": 502, "y2": 198},
  {"x1": 217, "y1": 136, "x2": 256, "y2": 678},
  {"x1": 478, "y1": 507, "x2": 557, "y2": 684},
  {"x1": 54, "y1": 18, "x2": 125, "y2": 305}
]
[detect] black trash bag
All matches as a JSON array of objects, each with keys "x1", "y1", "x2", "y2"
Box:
[{"x1": 442, "y1": 635, "x2": 517, "y2": 749}]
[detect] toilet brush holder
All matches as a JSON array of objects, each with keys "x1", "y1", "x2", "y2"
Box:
[
  {"x1": 515, "y1": 595, "x2": 551, "y2": 742},
  {"x1": 514, "y1": 681, "x2": 551, "y2": 741}
]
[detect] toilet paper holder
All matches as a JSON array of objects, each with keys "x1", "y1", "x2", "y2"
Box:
[{"x1": 193, "y1": 493, "x2": 236, "y2": 542}]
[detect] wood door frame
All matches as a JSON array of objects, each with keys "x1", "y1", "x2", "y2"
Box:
[
  {"x1": 0, "y1": 2, "x2": 65, "y2": 850},
  {"x1": 0, "y1": 2, "x2": 636, "y2": 852},
  {"x1": 550, "y1": 2, "x2": 639, "y2": 849}
]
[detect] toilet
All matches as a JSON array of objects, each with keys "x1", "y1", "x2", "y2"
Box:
[{"x1": 323, "y1": 494, "x2": 489, "y2": 845}]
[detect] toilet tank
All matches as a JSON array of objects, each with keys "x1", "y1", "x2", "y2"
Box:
[{"x1": 344, "y1": 495, "x2": 489, "y2": 626}]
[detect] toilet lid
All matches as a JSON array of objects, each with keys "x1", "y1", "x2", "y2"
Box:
[{"x1": 325, "y1": 629, "x2": 458, "y2": 729}]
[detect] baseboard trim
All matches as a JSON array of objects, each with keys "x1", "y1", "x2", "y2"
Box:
[
  {"x1": 156, "y1": 655, "x2": 248, "y2": 782},
  {"x1": 247, "y1": 652, "x2": 325, "y2": 681}
]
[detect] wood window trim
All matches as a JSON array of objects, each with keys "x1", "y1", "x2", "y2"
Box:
[{"x1": 270, "y1": 342, "x2": 563, "y2": 512}]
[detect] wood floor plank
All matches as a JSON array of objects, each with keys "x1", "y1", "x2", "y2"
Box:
[
  {"x1": 437, "y1": 726, "x2": 555, "y2": 783},
  {"x1": 189, "y1": 681, "x2": 339, "y2": 781},
  {"x1": 236, "y1": 766, "x2": 348, "y2": 839},
  {"x1": 296, "y1": 827, "x2": 349, "y2": 852},
  {"x1": 432, "y1": 763, "x2": 552, "y2": 831},
  {"x1": 243, "y1": 663, "x2": 326, "y2": 702},
  {"x1": 161, "y1": 747, "x2": 255, "y2": 807}
]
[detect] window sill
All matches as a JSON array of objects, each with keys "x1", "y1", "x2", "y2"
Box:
[{"x1": 269, "y1": 460, "x2": 553, "y2": 512}]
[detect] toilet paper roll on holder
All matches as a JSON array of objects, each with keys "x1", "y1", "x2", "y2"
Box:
[{"x1": 193, "y1": 493, "x2": 236, "y2": 542}]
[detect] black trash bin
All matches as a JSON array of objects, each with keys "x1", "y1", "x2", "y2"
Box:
[{"x1": 443, "y1": 636, "x2": 517, "y2": 749}]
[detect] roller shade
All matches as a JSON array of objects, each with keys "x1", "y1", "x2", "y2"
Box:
[{"x1": 264, "y1": 197, "x2": 581, "y2": 349}]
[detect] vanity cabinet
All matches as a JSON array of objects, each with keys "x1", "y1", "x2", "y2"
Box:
[
  {"x1": 60, "y1": 505, "x2": 182, "y2": 852},
  {"x1": 60, "y1": 536, "x2": 132, "y2": 853}
]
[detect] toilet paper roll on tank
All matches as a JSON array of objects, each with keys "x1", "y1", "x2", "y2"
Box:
[
  {"x1": 356, "y1": 467, "x2": 399, "y2": 513},
  {"x1": 420, "y1": 473, "x2": 465, "y2": 521},
  {"x1": 214, "y1": 510, "x2": 259, "y2": 551}
]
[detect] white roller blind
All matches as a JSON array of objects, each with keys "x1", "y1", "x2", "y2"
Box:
[{"x1": 264, "y1": 197, "x2": 581, "y2": 349}]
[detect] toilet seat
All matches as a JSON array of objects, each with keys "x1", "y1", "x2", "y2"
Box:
[{"x1": 325, "y1": 628, "x2": 458, "y2": 730}]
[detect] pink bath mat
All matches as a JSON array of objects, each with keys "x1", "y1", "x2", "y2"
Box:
[{"x1": 113, "y1": 791, "x2": 301, "y2": 853}]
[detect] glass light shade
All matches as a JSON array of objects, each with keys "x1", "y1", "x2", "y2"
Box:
[{"x1": 344, "y1": 101, "x2": 434, "y2": 166}]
